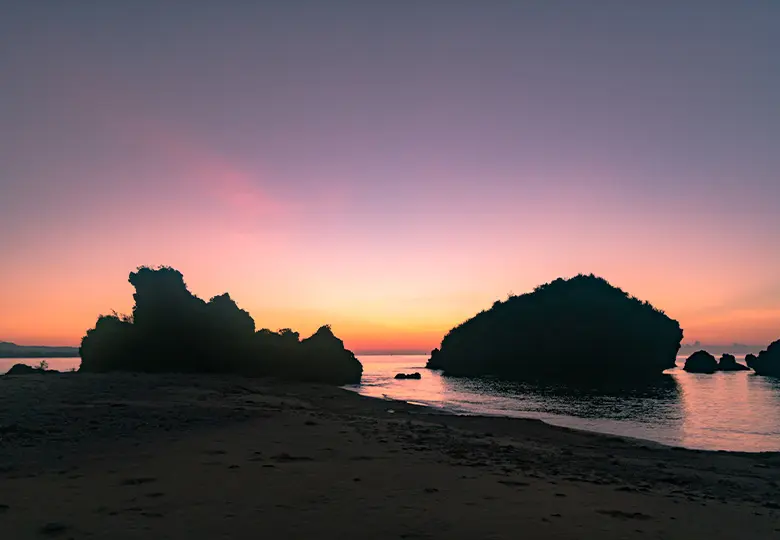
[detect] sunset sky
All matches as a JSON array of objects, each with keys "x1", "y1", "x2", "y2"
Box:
[{"x1": 2, "y1": 2, "x2": 779, "y2": 352}]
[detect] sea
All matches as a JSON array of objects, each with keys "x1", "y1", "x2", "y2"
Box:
[
  {"x1": 346, "y1": 355, "x2": 780, "y2": 453},
  {"x1": 2, "y1": 355, "x2": 779, "y2": 452}
]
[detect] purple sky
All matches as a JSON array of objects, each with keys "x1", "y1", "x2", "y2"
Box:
[{"x1": 1, "y1": 1, "x2": 779, "y2": 350}]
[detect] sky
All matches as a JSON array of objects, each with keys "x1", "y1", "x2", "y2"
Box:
[{"x1": 1, "y1": 1, "x2": 779, "y2": 352}]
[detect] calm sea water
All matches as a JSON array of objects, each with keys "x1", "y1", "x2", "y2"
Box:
[
  {"x1": 0, "y1": 357, "x2": 81, "y2": 373},
  {"x1": 3, "y1": 355, "x2": 779, "y2": 452},
  {"x1": 348, "y1": 355, "x2": 780, "y2": 453}
]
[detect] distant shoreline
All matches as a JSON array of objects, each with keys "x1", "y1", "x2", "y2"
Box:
[
  {"x1": 0, "y1": 352, "x2": 80, "y2": 358},
  {"x1": 0, "y1": 341, "x2": 79, "y2": 358}
]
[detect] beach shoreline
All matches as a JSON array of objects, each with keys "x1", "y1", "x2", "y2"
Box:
[{"x1": 1, "y1": 372, "x2": 779, "y2": 539}]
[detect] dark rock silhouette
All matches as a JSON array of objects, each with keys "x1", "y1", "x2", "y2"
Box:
[
  {"x1": 394, "y1": 372, "x2": 422, "y2": 380},
  {"x1": 427, "y1": 348, "x2": 442, "y2": 369},
  {"x1": 745, "y1": 353, "x2": 759, "y2": 370},
  {"x1": 717, "y1": 353, "x2": 750, "y2": 372},
  {"x1": 747, "y1": 340, "x2": 780, "y2": 377},
  {"x1": 426, "y1": 275, "x2": 683, "y2": 381},
  {"x1": 5, "y1": 364, "x2": 46, "y2": 375},
  {"x1": 5, "y1": 362, "x2": 61, "y2": 375},
  {"x1": 683, "y1": 350, "x2": 718, "y2": 373},
  {"x1": 80, "y1": 315, "x2": 137, "y2": 372},
  {"x1": 298, "y1": 326, "x2": 363, "y2": 385},
  {"x1": 79, "y1": 266, "x2": 362, "y2": 384}
]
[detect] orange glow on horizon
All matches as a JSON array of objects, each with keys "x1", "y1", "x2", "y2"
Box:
[
  {"x1": 3, "y1": 269, "x2": 780, "y2": 353},
  {"x1": 2, "y1": 120, "x2": 779, "y2": 353}
]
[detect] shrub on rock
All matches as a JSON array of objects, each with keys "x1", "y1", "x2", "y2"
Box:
[{"x1": 79, "y1": 266, "x2": 362, "y2": 384}]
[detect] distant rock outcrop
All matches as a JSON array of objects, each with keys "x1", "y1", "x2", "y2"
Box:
[
  {"x1": 745, "y1": 353, "x2": 758, "y2": 370},
  {"x1": 717, "y1": 353, "x2": 750, "y2": 372},
  {"x1": 427, "y1": 348, "x2": 442, "y2": 370},
  {"x1": 683, "y1": 351, "x2": 718, "y2": 373},
  {"x1": 394, "y1": 372, "x2": 422, "y2": 380},
  {"x1": 747, "y1": 340, "x2": 780, "y2": 378},
  {"x1": 5, "y1": 363, "x2": 58, "y2": 375},
  {"x1": 426, "y1": 275, "x2": 683, "y2": 381},
  {"x1": 79, "y1": 266, "x2": 362, "y2": 384}
]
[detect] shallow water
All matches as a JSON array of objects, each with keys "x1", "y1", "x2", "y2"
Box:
[
  {"x1": 4, "y1": 355, "x2": 779, "y2": 452},
  {"x1": 348, "y1": 355, "x2": 780, "y2": 452},
  {"x1": 0, "y1": 357, "x2": 81, "y2": 373}
]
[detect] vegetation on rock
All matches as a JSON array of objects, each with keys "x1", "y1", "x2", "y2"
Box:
[
  {"x1": 80, "y1": 267, "x2": 362, "y2": 384},
  {"x1": 426, "y1": 274, "x2": 683, "y2": 381}
]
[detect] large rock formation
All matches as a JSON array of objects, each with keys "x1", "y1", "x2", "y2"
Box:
[
  {"x1": 717, "y1": 353, "x2": 750, "y2": 372},
  {"x1": 426, "y1": 274, "x2": 683, "y2": 381},
  {"x1": 683, "y1": 350, "x2": 718, "y2": 373},
  {"x1": 746, "y1": 340, "x2": 780, "y2": 377},
  {"x1": 80, "y1": 266, "x2": 362, "y2": 384},
  {"x1": 297, "y1": 326, "x2": 363, "y2": 385}
]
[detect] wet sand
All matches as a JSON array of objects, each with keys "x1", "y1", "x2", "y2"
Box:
[{"x1": 1, "y1": 372, "x2": 779, "y2": 539}]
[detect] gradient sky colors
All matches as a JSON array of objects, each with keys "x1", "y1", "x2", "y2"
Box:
[{"x1": 2, "y1": 2, "x2": 779, "y2": 352}]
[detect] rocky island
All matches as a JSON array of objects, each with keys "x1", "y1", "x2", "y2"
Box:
[
  {"x1": 426, "y1": 275, "x2": 683, "y2": 381},
  {"x1": 79, "y1": 266, "x2": 362, "y2": 385},
  {"x1": 746, "y1": 339, "x2": 780, "y2": 378},
  {"x1": 683, "y1": 351, "x2": 718, "y2": 373},
  {"x1": 717, "y1": 353, "x2": 750, "y2": 372}
]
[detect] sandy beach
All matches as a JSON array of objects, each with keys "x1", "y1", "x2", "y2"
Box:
[{"x1": 1, "y1": 372, "x2": 779, "y2": 539}]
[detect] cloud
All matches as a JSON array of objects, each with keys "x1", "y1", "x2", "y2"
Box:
[{"x1": 125, "y1": 120, "x2": 296, "y2": 221}]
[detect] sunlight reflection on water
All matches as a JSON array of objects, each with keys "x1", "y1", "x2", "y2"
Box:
[{"x1": 349, "y1": 355, "x2": 780, "y2": 452}]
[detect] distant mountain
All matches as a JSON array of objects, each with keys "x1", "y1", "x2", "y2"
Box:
[{"x1": 0, "y1": 341, "x2": 79, "y2": 358}]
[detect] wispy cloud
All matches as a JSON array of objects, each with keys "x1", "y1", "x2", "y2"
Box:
[{"x1": 124, "y1": 119, "x2": 297, "y2": 221}]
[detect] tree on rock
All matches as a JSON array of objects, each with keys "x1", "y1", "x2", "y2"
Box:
[{"x1": 79, "y1": 266, "x2": 362, "y2": 384}]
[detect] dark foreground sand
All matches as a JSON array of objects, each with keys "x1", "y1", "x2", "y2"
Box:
[{"x1": 1, "y1": 373, "x2": 779, "y2": 539}]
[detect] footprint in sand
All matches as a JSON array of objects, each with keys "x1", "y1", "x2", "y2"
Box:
[
  {"x1": 598, "y1": 509, "x2": 653, "y2": 520},
  {"x1": 271, "y1": 453, "x2": 313, "y2": 463},
  {"x1": 39, "y1": 522, "x2": 69, "y2": 536},
  {"x1": 120, "y1": 477, "x2": 157, "y2": 486},
  {"x1": 497, "y1": 480, "x2": 529, "y2": 487}
]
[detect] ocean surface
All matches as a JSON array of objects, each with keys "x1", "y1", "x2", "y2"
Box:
[
  {"x1": 3, "y1": 355, "x2": 779, "y2": 452},
  {"x1": 347, "y1": 355, "x2": 780, "y2": 453}
]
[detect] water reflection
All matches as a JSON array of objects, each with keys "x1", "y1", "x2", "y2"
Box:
[
  {"x1": 0, "y1": 357, "x2": 81, "y2": 373},
  {"x1": 3, "y1": 355, "x2": 778, "y2": 452},
  {"x1": 675, "y1": 368, "x2": 780, "y2": 451},
  {"x1": 353, "y1": 355, "x2": 780, "y2": 452}
]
